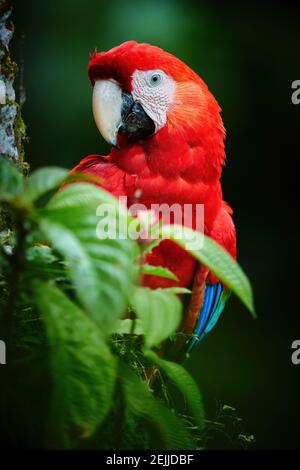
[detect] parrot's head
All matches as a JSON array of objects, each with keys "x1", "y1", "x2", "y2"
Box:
[{"x1": 89, "y1": 41, "x2": 225, "y2": 176}]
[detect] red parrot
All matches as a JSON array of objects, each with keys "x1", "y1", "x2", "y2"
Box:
[{"x1": 71, "y1": 41, "x2": 236, "y2": 358}]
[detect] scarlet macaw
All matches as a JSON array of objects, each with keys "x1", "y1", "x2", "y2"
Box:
[{"x1": 71, "y1": 41, "x2": 236, "y2": 358}]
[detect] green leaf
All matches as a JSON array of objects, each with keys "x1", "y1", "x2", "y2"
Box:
[
  {"x1": 23, "y1": 167, "x2": 68, "y2": 204},
  {"x1": 145, "y1": 351, "x2": 204, "y2": 430},
  {"x1": 141, "y1": 264, "x2": 178, "y2": 281},
  {"x1": 130, "y1": 287, "x2": 182, "y2": 349},
  {"x1": 25, "y1": 244, "x2": 66, "y2": 281},
  {"x1": 33, "y1": 281, "x2": 117, "y2": 448},
  {"x1": 47, "y1": 182, "x2": 129, "y2": 221},
  {"x1": 0, "y1": 158, "x2": 24, "y2": 200},
  {"x1": 113, "y1": 318, "x2": 144, "y2": 335},
  {"x1": 26, "y1": 244, "x2": 60, "y2": 265},
  {"x1": 162, "y1": 287, "x2": 192, "y2": 295},
  {"x1": 160, "y1": 225, "x2": 255, "y2": 316},
  {"x1": 36, "y1": 183, "x2": 138, "y2": 333},
  {"x1": 119, "y1": 362, "x2": 194, "y2": 450}
]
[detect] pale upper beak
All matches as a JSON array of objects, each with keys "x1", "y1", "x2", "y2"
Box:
[
  {"x1": 92, "y1": 79, "x2": 155, "y2": 148},
  {"x1": 92, "y1": 79, "x2": 122, "y2": 148}
]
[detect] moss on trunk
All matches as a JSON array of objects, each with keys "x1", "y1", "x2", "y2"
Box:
[
  {"x1": 0, "y1": 0, "x2": 28, "y2": 173},
  {"x1": 0, "y1": 0, "x2": 28, "y2": 233}
]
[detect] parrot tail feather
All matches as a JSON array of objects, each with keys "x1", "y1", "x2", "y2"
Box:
[{"x1": 186, "y1": 283, "x2": 231, "y2": 354}]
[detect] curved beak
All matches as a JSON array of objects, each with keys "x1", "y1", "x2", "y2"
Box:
[
  {"x1": 92, "y1": 79, "x2": 155, "y2": 149},
  {"x1": 92, "y1": 79, "x2": 122, "y2": 148}
]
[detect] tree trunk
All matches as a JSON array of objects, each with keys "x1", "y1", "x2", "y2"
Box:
[{"x1": 0, "y1": 0, "x2": 27, "y2": 171}]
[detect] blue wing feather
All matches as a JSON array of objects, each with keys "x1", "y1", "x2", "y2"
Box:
[{"x1": 186, "y1": 282, "x2": 230, "y2": 354}]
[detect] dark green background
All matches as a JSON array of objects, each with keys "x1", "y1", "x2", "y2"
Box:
[{"x1": 12, "y1": 0, "x2": 300, "y2": 449}]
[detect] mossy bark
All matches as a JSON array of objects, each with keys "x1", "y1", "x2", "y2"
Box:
[
  {"x1": 0, "y1": 0, "x2": 28, "y2": 233},
  {"x1": 0, "y1": 0, "x2": 28, "y2": 172}
]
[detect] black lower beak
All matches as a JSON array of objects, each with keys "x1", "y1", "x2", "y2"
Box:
[{"x1": 119, "y1": 91, "x2": 155, "y2": 142}]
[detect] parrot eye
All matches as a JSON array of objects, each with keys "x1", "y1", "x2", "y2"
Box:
[{"x1": 148, "y1": 72, "x2": 163, "y2": 87}]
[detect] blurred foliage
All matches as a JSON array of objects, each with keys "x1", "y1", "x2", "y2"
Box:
[{"x1": 0, "y1": 159, "x2": 253, "y2": 448}]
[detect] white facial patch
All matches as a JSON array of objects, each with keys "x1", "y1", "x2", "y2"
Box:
[{"x1": 131, "y1": 70, "x2": 175, "y2": 132}]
